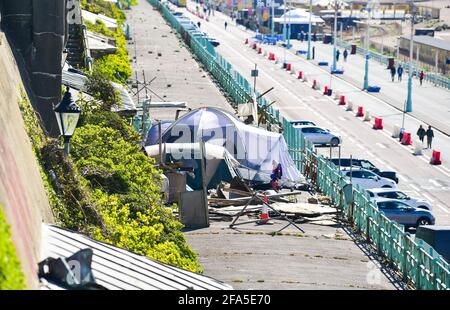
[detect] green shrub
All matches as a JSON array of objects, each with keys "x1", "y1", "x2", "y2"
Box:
[
  {"x1": 85, "y1": 20, "x2": 115, "y2": 38},
  {"x1": 0, "y1": 205, "x2": 26, "y2": 290}
]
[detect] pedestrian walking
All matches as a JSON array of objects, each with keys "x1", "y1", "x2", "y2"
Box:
[
  {"x1": 312, "y1": 46, "x2": 315, "y2": 59},
  {"x1": 336, "y1": 49, "x2": 340, "y2": 62},
  {"x1": 224, "y1": 21, "x2": 227, "y2": 30},
  {"x1": 419, "y1": 70, "x2": 424, "y2": 86},
  {"x1": 426, "y1": 125, "x2": 434, "y2": 149},
  {"x1": 397, "y1": 65, "x2": 403, "y2": 82},
  {"x1": 416, "y1": 125, "x2": 426, "y2": 143},
  {"x1": 390, "y1": 66, "x2": 396, "y2": 82},
  {"x1": 343, "y1": 49, "x2": 348, "y2": 62}
]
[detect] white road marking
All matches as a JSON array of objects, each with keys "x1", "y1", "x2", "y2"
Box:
[
  {"x1": 357, "y1": 144, "x2": 365, "y2": 150},
  {"x1": 429, "y1": 179, "x2": 443, "y2": 187},
  {"x1": 436, "y1": 204, "x2": 449, "y2": 214},
  {"x1": 409, "y1": 184, "x2": 421, "y2": 192},
  {"x1": 421, "y1": 193, "x2": 435, "y2": 203},
  {"x1": 366, "y1": 151, "x2": 375, "y2": 158},
  {"x1": 397, "y1": 174, "x2": 408, "y2": 182},
  {"x1": 376, "y1": 143, "x2": 386, "y2": 149}
]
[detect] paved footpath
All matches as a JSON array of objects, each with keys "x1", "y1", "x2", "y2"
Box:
[{"x1": 125, "y1": 0, "x2": 233, "y2": 121}]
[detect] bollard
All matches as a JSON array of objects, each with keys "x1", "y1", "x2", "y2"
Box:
[
  {"x1": 298, "y1": 71, "x2": 303, "y2": 79},
  {"x1": 274, "y1": 57, "x2": 279, "y2": 64},
  {"x1": 290, "y1": 66, "x2": 295, "y2": 74},
  {"x1": 430, "y1": 150, "x2": 442, "y2": 165},
  {"x1": 334, "y1": 91, "x2": 340, "y2": 100},
  {"x1": 302, "y1": 74, "x2": 308, "y2": 82},
  {"x1": 364, "y1": 110, "x2": 371, "y2": 122},
  {"x1": 346, "y1": 101, "x2": 353, "y2": 111},
  {"x1": 245, "y1": 38, "x2": 249, "y2": 44},
  {"x1": 312, "y1": 80, "x2": 317, "y2": 89},
  {"x1": 323, "y1": 85, "x2": 329, "y2": 95},
  {"x1": 252, "y1": 43, "x2": 257, "y2": 49},
  {"x1": 263, "y1": 50, "x2": 267, "y2": 57},
  {"x1": 392, "y1": 125, "x2": 401, "y2": 138},
  {"x1": 258, "y1": 47, "x2": 262, "y2": 54},
  {"x1": 413, "y1": 140, "x2": 423, "y2": 155},
  {"x1": 401, "y1": 132, "x2": 412, "y2": 145},
  {"x1": 356, "y1": 106, "x2": 364, "y2": 117},
  {"x1": 286, "y1": 63, "x2": 291, "y2": 71},
  {"x1": 373, "y1": 117, "x2": 383, "y2": 130},
  {"x1": 339, "y1": 95, "x2": 346, "y2": 105}
]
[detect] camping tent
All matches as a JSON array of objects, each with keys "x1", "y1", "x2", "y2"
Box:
[
  {"x1": 148, "y1": 107, "x2": 302, "y2": 182},
  {"x1": 145, "y1": 142, "x2": 239, "y2": 190}
]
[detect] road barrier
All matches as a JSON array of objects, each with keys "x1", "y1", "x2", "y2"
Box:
[
  {"x1": 364, "y1": 110, "x2": 371, "y2": 122},
  {"x1": 339, "y1": 95, "x2": 346, "y2": 105},
  {"x1": 356, "y1": 106, "x2": 364, "y2": 117},
  {"x1": 430, "y1": 150, "x2": 442, "y2": 165},
  {"x1": 401, "y1": 132, "x2": 412, "y2": 145},
  {"x1": 346, "y1": 101, "x2": 353, "y2": 111},
  {"x1": 373, "y1": 117, "x2": 383, "y2": 130},
  {"x1": 392, "y1": 125, "x2": 401, "y2": 138},
  {"x1": 413, "y1": 140, "x2": 423, "y2": 155},
  {"x1": 298, "y1": 71, "x2": 303, "y2": 80},
  {"x1": 312, "y1": 79, "x2": 317, "y2": 89},
  {"x1": 286, "y1": 63, "x2": 291, "y2": 71},
  {"x1": 323, "y1": 85, "x2": 328, "y2": 95},
  {"x1": 150, "y1": 0, "x2": 449, "y2": 290}
]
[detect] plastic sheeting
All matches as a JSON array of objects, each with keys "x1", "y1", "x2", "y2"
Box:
[{"x1": 152, "y1": 107, "x2": 302, "y2": 182}]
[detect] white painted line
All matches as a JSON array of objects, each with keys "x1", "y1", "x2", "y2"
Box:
[
  {"x1": 409, "y1": 184, "x2": 421, "y2": 192},
  {"x1": 357, "y1": 144, "x2": 365, "y2": 150},
  {"x1": 373, "y1": 158, "x2": 386, "y2": 166},
  {"x1": 338, "y1": 116, "x2": 346, "y2": 121},
  {"x1": 441, "y1": 166, "x2": 450, "y2": 173},
  {"x1": 434, "y1": 166, "x2": 450, "y2": 178},
  {"x1": 397, "y1": 174, "x2": 408, "y2": 182},
  {"x1": 421, "y1": 193, "x2": 435, "y2": 203},
  {"x1": 386, "y1": 166, "x2": 396, "y2": 172},
  {"x1": 436, "y1": 204, "x2": 449, "y2": 214},
  {"x1": 366, "y1": 151, "x2": 375, "y2": 158},
  {"x1": 348, "y1": 137, "x2": 355, "y2": 143},
  {"x1": 376, "y1": 143, "x2": 386, "y2": 149},
  {"x1": 429, "y1": 179, "x2": 443, "y2": 187}
]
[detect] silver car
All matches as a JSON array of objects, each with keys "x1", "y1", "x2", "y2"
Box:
[
  {"x1": 367, "y1": 188, "x2": 432, "y2": 211},
  {"x1": 296, "y1": 126, "x2": 342, "y2": 146},
  {"x1": 376, "y1": 198, "x2": 435, "y2": 229}
]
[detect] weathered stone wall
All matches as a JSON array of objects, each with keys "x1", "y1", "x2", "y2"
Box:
[
  {"x1": 0, "y1": 32, "x2": 53, "y2": 289},
  {"x1": 0, "y1": 0, "x2": 68, "y2": 137}
]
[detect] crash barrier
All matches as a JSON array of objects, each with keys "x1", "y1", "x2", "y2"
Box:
[
  {"x1": 356, "y1": 105, "x2": 364, "y2": 117},
  {"x1": 373, "y1": 117, "x2": 383, "y2": 130},
  {"x1": 364, "y1": 110, "x2": 371, "y2": 121},
  {"x1": 430, "y1": 150, "x2": 442, "y2": 165},
  {"x1": 346, "y1": 101, "x2": 353, "y2": 111},
  {"x1": 339, "y1": 95, "x2": 346, "y2": 105},
  {"x1": 150, "y1": 0, "x2": 450, "y2": 289},
  {"x1": 298, "y1": 71, "x2": 303, "y2": 80},
  {"x1": 392, "y1": 125, "x2": 401, "y2": 138},
  {"x1": 323, "y1": 85, "x2": 328, "y2": 95},
  {"x1": 401, "y1": 132, "x2": 412, "y2": 145},
  {"x1": 336, "y1": 38, "x2": 450, "y2": 91},
  {"x1": 413, "y1": 140, "x2": 423, "y2": 155}
]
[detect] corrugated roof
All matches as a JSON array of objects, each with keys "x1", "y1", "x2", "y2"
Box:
[
  {"x1": 40, "y1": 224, "x2": 233, "y2": 290},
  {"x1": 401, "y1": 35, "x2": 450, "y2": 51},
  {"x1": 62, "y1": 64, "x2": 136, "y2": 113}
]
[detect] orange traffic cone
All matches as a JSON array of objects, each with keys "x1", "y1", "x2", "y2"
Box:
[{"x1": 258, "y1": 194, "x2": 270, "y2": 224}]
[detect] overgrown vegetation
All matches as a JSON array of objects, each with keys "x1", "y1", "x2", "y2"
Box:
[
  {"x1": 18, "y1": 83, "x2": 202, "y2": 272},
  {"x1": 82, "y1": 0, "x2": 131, "y2": 84},
  {"x1": 0, "y1": 204, "x2": 26, "y2": 290}
]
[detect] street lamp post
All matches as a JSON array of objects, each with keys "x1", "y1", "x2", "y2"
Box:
[
  {"x1": 332, "y1": 0, "x2": 338, "y2": 72},
  {"x1": 363, "y1": 6, "x2": 371, "y2": 90},
  {"x1": 406, "y1": 1, "x2": 415, "y2": 113},
  {"x1": 271, "y1": 0, "x2": 275, "y2": 34},
  {"x1": 287, "y1": 0, "x2": 292, "y2": 49},
  {"x1": 283, "y1": 0, "x2": 287, "y2": 65},
  {"x1": 307, "y1": 0, "x2": 312, "y2": 60},
  {"x1": 54, "y1": 86, "x2": 82, "y2": 155}
]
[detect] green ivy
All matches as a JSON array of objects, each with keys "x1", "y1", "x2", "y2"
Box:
[{"x1": 0, "y1": 204, "x2": 26, "y2": 290}]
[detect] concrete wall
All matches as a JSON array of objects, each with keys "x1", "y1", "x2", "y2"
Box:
[{"x1": 0, "y1": 32, "x2": 53, "y2": 289}]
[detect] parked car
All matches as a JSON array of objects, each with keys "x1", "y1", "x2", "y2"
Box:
[
  {"x1": 330, "y1": 158, "x2": 398, "y2": 183},
  {"x1": 415, "y1": 226, "x2": 450, "y2": 263},
  {"x1": 290, "y1": 120, "x2": 316, "y2": 127},
  {"x1": 296, "y1": 126, "x2": 342, "y2": 146},
  {"x1": 366, "y1": 188, "x2": 432, "y2": 211},
  {"x1": 341, "y1": 168, "x2": 397, "y2": 189},
  {"x1": 376, "y1": 198, "x2": 435, "y2": 229}
]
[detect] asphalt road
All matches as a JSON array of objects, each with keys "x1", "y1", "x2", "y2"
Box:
[{"x1": 177, "y1": 1, "x2": 450, "y2": 225}]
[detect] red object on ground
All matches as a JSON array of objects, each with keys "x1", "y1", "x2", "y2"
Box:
[
  {"x1": 373, "y1": 117, "x2": 383, "y2": 130},
  {"x1": 323, "y1": 85, "x2": 329, "y2": 95},
  {"x1": 271, "y1": 53, "x2": 275, "y2": 61},
  {"x1": 298, "y1": 71, "x2": 303, "y2": 79},
  {"x1": 252, "y1": 43, "x2": 257, "y2": 49},
  {"x1": 430, "y1": 150, "x2": 442, "y2": 165},
  {"x1": 245, "y1": 38, "x2": 248, "y2": 44},
  {"x1": 339, "y1": 95, "x2": 346, "y2": 105},
  {"x1": 356, "y1": 106, "x2": 364, "y2": 117},
  {"x1": 258, "y1": 47, "x2": 262, "y2": 54},
  {"x1": 401, "y1": 132, "x2": 412, "y2": 145},
  {"x1": 312, "y1": 80, "x2": 317, "y2": 89},
  {"x1": 286, "y1": 63, "x2": 291, "y2": 71}
]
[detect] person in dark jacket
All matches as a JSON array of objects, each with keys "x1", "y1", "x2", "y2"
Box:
[
  {"x1": 426, "y1": 125, "x2": 434, "y2": 149},
  {"x1": 343, "y1": 49, "x2": 348, "y2": 62},
  {"x1": 417, "y1": 125, "x2": 425, "y2": 143},
  {"x1": 397, "y1": 65, "x2": 403, "y2": 82},
  {"x1": 336, "y1": 49, "x2": 340, "y2": 62},
  {"x1": 270, "y1": 160, "x2": 283, "y2": 192},
  {"x1": 390, "y1": 66, "x2": 396, "y2": 82},
  {"x1": 419, "y1": 70, "x2": 424, "y2": 86}
]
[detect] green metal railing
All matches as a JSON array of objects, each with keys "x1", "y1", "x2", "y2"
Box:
[
  {"x1": 336, "y1": 39, "x2": 450, "y2": 90},
  {"x1": 149, "y1": 0, "x2": 449, "y2": 290}
]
